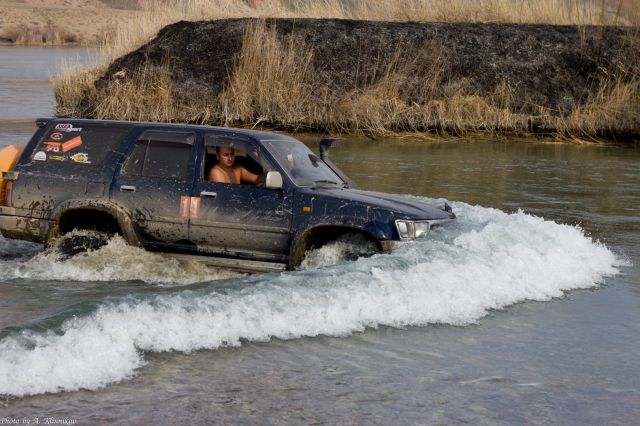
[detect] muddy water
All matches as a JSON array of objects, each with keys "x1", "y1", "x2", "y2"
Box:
[{"x1": 1, "y1": 47, "x2": 639, "y2": 425}]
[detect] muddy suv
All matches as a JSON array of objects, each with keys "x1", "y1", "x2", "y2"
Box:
[{"x1": 0, "y1": 118, "x2": 455, "y2": 272}]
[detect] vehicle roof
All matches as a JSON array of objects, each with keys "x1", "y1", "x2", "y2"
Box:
[{"x1": 37, "y1": 118, "x2": 301, "y2": 144}]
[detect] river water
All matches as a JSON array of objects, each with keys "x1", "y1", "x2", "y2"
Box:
[{"x1": 0, "y1": 47, "x2": 639, "y2": 425}]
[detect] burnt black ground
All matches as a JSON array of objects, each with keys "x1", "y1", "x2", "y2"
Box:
[{"x1": 95, "y1": 18, "x2": 637, "y2": 135}]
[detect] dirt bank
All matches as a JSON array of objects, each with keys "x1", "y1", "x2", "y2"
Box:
[{"x1": 70, "y1": 18, "x2": 639, "y2": 139}]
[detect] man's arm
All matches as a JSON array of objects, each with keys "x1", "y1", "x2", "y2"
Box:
[{"x1": 239, "y1": 167, "x2": 262, "y2": 185}]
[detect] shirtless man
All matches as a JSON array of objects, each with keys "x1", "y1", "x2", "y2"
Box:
[{"x1": 208, "y1": 146, "x2": 262, "y2": 185}]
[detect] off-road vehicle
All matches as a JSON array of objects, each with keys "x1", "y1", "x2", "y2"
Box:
[{"x1": 0, "y1": 118, "x2": 455, "y2": 272}]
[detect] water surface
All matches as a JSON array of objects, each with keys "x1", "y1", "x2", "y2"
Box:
[{"x1": 0, "y1": 46, "x2": 96, "y2": 145}]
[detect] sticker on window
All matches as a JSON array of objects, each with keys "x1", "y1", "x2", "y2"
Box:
[
  {"x1": 55, "y1": 123, "x2": 83, "y2": 133},
  {"x1": 70, "y1": 153, "x2": 91, "y2": 164},
  {"x1": 61, "y1": 136, "x2": 83, "y2": 152},
  {"x1": 44, "y1": 142, "x2": 61, "y2": 152},
  {"x1": 33, "y1": 151, "x2": 47, "y2": 161}
]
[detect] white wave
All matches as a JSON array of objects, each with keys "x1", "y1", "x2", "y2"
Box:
[
  {"x1": 0, "y1": 200, "x2": 621, "y2": 396},
  {"x1": 0, "y1": 234, "x2": 240, "y2": 285},
  {"x1": 299, "y1": 233, "x2": 378, "y2": 269}
]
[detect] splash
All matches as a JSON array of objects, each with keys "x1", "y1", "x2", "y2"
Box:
[
  {"x1": 299, "y1": 233, "x2": 378, "y2": 269},
  {"x1": 0, "y1": 200, "x2": 621, "y2": 396},
  {"x1": 0, "y1": 233, "x2": 240, "y2": 285}
]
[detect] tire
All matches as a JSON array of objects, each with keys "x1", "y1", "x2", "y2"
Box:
[
  {"x1": 297, "y1": 233, "x2": 380, "y2": 269},
  {"x1": 54, "y1": 230, "x2": 111, "y2": 260}
]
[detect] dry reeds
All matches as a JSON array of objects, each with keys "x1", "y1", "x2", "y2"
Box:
[
  {"x1": 559, "y1": 72, "x2": 640, "y2": 139},
  {"x1": 54, "y1": 19, "x2": 640, "y2": 139},
  {"x1": 217, "y1": 20, "x2": 318, "y2": 130},
  {"x1": 287, "y1": 0, "x2": 635, "y2": 26},
  {"x1": 0, "y1": 25, "x2": 77, "y2": 45},
  {"x1": 51, "y1": 21, "x2": 543, "y2": 136}
]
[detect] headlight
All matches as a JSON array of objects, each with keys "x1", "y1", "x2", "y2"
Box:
[{"x1": 395, "y1": 220, "x2": 430, "y2": 240}]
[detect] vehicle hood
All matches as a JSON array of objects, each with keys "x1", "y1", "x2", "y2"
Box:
[{"x1": 307, "y1": 187, "x2": 454, "y2": 220}]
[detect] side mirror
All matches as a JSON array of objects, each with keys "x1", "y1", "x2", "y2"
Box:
[
  {"x1": 319, "y1": 138, "x2": 339, "y2": 161},
  {"x1": 264, "y1": 171, "x2": 283, "y2": 189}
]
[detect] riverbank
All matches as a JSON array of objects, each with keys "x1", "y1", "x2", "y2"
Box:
[
  {"x1": 56, "y1": 18, "x2": 640, "y2": 141},
  {"x1": 0, "y1": 0, "x2": 137, "y2": 45},
  {"x1": 1, "y1": 0, "x2": 638, "y2": 47}
]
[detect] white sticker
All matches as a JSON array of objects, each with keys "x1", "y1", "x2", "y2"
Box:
[
  {"x1": 33, "y1": 151, "x2": 47, "y2": 161},
  {"x1": 54, "y1": 123, "x2": 82, "y2": 132}
]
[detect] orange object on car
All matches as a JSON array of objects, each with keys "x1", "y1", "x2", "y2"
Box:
[
  {"x1": 0, "y1": 144, "x2": 24, "y2": 206},
  {"x1": 61, "y1": 135, "x2": 82, "y2": 152}
]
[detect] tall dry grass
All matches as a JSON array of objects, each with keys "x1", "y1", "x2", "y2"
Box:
[
  {"x1": 0, "y1": 25, "x2": 77, "y2": 45},
  {"x1": 287, "y1": 0, "x2": 637, "y2": 26},
  {"x1": 55, "y1": 21, "x2": 538, "y2": 135},
  {"x1": 217, "y1": 21, "x2": 640, "y2": 138},
  {"x1": 52, "y1": 1, "x2": 640, "y2": 140},
  {"x1": 54, "y1": 19, "x2": 639, "y2": 139},
  {"x1": 217, "y1": 21, "x2": 319, "y2": 130},
  {"x1": 558, "y1": 31, "x2": 640, "y2": 139}
]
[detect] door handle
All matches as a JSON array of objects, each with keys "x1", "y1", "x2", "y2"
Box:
[
  {"x1": 200, "y1": 191, "x2": 217, "y2": 199},
  {"x1": 120, "y1": 185, "x2": 136, "y2": 192}
]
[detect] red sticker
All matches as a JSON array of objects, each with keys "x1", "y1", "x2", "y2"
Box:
[
  {"x1": 50, "y1": 133, "x2": 64, "y2": 141},
  {"x1": 61, "y1": 135, "x2": 82, "y2": 152},
  {"x1": 190, "y1": 197, "x2": 201, "y2": 220},
  {"x1": 43, "y1": 142, "x2": 61, "y2": 152},
  {"x1": 180, "y1": 196, "x2": 190, "y2": 219}
]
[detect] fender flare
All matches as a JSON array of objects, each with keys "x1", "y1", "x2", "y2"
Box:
[{"x1": 46, "y1": 198, "x2": 141, "y2": 247}]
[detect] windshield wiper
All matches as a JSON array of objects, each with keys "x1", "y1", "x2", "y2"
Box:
[{"x1": 313, "y1": 179, "x2": 343, "y2": 187}]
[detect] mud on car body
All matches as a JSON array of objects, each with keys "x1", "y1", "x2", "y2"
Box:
[{"x1": 0, "y1": 118, "x2": 455, "y2": 272}]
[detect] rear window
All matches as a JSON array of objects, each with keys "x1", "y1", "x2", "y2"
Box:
[{"x1": 28, "y1": 122, "x2": 132, "y2": 168}]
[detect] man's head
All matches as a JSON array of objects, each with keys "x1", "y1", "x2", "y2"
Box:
[{"x1": 216, "y1": 146, "x2": 235, "y2": 167}]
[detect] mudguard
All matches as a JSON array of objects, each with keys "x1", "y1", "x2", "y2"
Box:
[{"x1": 46, "y1": 199, "x2": 142, "y2": 247}]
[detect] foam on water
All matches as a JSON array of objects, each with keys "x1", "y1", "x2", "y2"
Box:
[
  {"x1": 0, "y1": 199, "x2": 622, "y2": 397},
  {"x1": 0, "y1": 233, "x2": 240, "y2": 285}
]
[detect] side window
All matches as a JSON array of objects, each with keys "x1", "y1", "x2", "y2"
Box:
[
  {"x1": 122, "y1": 140, "x2": 146, "y2": 176},
  {"x1": 202, "y1": 135, "x2": 271, "y2": 182},
  {"x1": 145, "y1": 141, "x2": 191, "y2": 180},
  {"x1": 123, "y1": 131, "x2": 194, "y2": 181},
  {"x1": 28, "y1": 122, "x2": 132, "y2": 169}
]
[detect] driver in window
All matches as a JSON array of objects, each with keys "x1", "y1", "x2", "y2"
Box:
[{"x1": 208, "y1": 146, "x2": 264, "y2": 185}]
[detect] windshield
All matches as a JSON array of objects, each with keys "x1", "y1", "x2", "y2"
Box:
[{"x1": 263, "y1": 140, "x2": 344, "y2": 187}]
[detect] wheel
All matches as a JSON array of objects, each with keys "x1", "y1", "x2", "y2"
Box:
[
  {"x1": 298, "y1": 233, "x2": 380, "y2": 269},
  {"x1": 53, "y1": 230, "x2": 111, "y2": 260}
]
